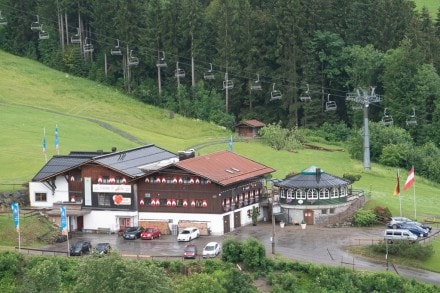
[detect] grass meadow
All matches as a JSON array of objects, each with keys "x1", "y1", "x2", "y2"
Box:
[{"x1": 0, "y1": 49, "x2": 440, "y2": 272}]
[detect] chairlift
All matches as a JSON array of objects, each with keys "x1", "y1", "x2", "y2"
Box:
[
  {"x1": 250, "y1": 74, "x2": 262, "y2": 91},
  {"x1": 175, "y1": 62, "x2": 185, "y2": 78},
  {"x1": 406, "y1": 108, "x2": 417, "y2": 126},
  {"x1": 156, "y1": 51, "x2": 167, "y2": 68},
  {"x1": 71, "y1": 28, "x2": 81, "y2": 44},
  {"x1": 128, "y1": 50, "x2": 139, "y2": 66},
  {"x1": 223, "y1": 73, "x2": 233, "y2": 90},
  {"x1": 38, "y1": 25, "x2": 49, "y2": 40},
  {"x1": 0, "y1": 11, "x2": 7, "y2": 25},
  {"x1": 204, "y1": 63, "x2": 215, "y2": 80},
  {"x1": 325, "y1": 94, "x2": 337, "y2": 111},
  {"x1": 31, "y1": 15, "x2": 42, "y2": 31},
  {"x1": 110, "y1": 39, "x2": 122, "y2": 56},
  {"x1": 83, "y1": 37, "x2": 94, "y2": 53},
  {"x1": 299, "y1": 83, "x2": 311, "y2": 102},
  {"x1": 381, "y1": 108, "x2": 393, "y2": 126},
  {"x1": 270, "y1": 83, "x2": 282, "y2": 101}
]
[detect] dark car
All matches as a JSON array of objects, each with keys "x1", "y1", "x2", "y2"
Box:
[
  {"x1": 70, "y1": 241, "x2": 92, "y2": 256},
  {"x1": 397, "y1": 223, "x2": 429, "y2": 237},
  {"x1": 140, "y1": 227, "x2": 161, "y2": 240},
  {"x1": 122, "y1": 227, "x2": 144, "y2": 240},
  {"x1": 94, "y1": 243, "x2": 111, "y2": 255},
  {"x1": 183, "y1": 244, "x2": 198, "y2": 259}
]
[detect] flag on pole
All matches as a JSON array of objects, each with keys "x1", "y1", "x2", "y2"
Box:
[
  {"x1": 42, "y1": 128, "x2": 47, "y2": 154},
  {"x1": 228, "y1": 135, "x2": 233, "y2": 152},
  {"x1": 404, "y1": 166, "x2": 415, "y2": 190},
  {"x1": 393, "y1": 172, "x2": 400, "y2": 196},
  {"x1": 11, "y1": 203, "x2": 19, "y2": 233},
  {"x1": 55, "y1": 125, "x2": 59, "y2": 153}
]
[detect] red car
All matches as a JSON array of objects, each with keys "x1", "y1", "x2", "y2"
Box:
[
  {"x1": 183, "y1": 244, "x2": 198, "y2": 259},
  {"x1": 140, "y1": 227, "x2": 161, "y2": 240}
]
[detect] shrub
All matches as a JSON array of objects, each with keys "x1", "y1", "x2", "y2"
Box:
[
  {"x1": 372, "y1": 242, "x2": 434, "y2": 261},
  {"x1": 221, "y1": 237, "x2": 243, "y2": 263},
  {"x1": 372, "y1": 206, "x2": 392, "y2": 223},
  {"x1": 241, "y1": 237, "x2": 266, "y2": 270},
  {"x1": 353, "y1": 209, "x2": 377, "y2": 226},
  {"x1": 342, "y1": 173, "x2": 362, "y2": 182}
]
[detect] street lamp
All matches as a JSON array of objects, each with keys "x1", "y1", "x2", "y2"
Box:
[{"x1": 271, "y1": 201, "x2": 280, "y2": 254}]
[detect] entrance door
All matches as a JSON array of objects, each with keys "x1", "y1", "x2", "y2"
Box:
[
  {"x1": 77, "y1": 216, "x2": 84, "y2": 231},
  {"x1": 304, "y1": 209, "x2": 314, "y2": 225},
  {"x1": 223, "y1": 215, "x2": 230, "y2": 233},
  {"x1": 234, "y1": 211, "x2": 241, "y2": 228},
  {"x1": 119, "y1": 217, "x2": 131, "y2": 231}
]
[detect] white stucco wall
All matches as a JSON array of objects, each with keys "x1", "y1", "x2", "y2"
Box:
[
  {"x1": 83, "y1": 210, "x2": 138, "y2": 232},
  {"x1": 29, "y1": 176, "x2": 69, "y2": 208}
]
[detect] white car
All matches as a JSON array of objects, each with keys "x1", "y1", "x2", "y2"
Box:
[
  {"x1": 202, "y1": 242, "x2": 221, "y2": 258},
  {"x1": 177, "y1": 227, "x2": 200, "y2": 242}
]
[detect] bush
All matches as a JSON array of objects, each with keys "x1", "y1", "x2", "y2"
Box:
[
  {"x1": 241, "y1": 237, "x2": 266, "y2": 270},
  {"x1": 372, "y1": 206, "x2": 392, "y2": 223},
  {"x1": 342, "y1": 173, "x2": 361, "y2": 182},
  {"x1": 372, "y1": 242, "x2": 434, "y2": 261},
  {"x1": 353, "y1": 209, "x2": 377, "y2": 226},
  {"x1": 221, "y1": 237, "x2": 243, "y2": 263}
]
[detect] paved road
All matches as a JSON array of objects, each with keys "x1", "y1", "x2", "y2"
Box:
[{"x1": 40, "y1": 223, "x2": 440, "y2": 286}]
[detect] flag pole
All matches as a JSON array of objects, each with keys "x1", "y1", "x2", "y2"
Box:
[
  {"x1": 413, "y1": 179, "x2": 416, "y2": 220},
  {"x1": 398, "y1": 169, "x2": 402, "y2": 217},
  {"x1": 43, "y1": 128, "x2": 47, "y2": 163}
]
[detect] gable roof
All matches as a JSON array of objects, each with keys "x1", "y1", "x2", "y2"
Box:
[
  {"x1": 235, "y1": 119, "x2": 266, "y2": 128},
  {"x1": 175, "y1": 150, "x2": 274, "y2": 186},
  {"x1": 32, "y1": 145, "x2": 177, "y2": 181}
]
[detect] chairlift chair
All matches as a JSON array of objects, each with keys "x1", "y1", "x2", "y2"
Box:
[
  {"x1": 128, "y1": 50, "x2": 139, "y2": 66},
  {"x1": 299, "y1": 83, "x2": 311, "y2": 102},
  {"x1": 71, "y1": 28, "x2": 81, "y2": 44},
  {"x1": 175, "y1": 62, "x2": 185, "y2": 78},
  {"x1": 0, "y1": 11, "x2": 7, "y2": 25},
  {"x1": 83, "y1": 37, "x2": 94, "y2": 53},
  {"x1": 31, "y1": 15, "x2": 42, "y2": 31},
  {"x1": 270, "y1": 83, "x2": 282, "y2": 101},
  {"x1": 38, "y1": 25, "x2": 49, "y2": 40},
  {"x1": 250, "y1": 74, "x2": 262, "y2": 91},
  {"x1": 156, "y1": 51, "x2": 167, "y2": 68},
  {"x1": 325, "y1": 94, "x2": 337, "y2": 111},
  {"x1": 110, "y1": 39, "x2": 122, "y2": 56},
  {"x1": 406, "y1": 108, "x2": 417, "y2": 126},
  {"x1": 223, "y1": 73, "x2": 233, "y2": 90},
  {"x1": 382, "y1": 108, "x2": 393, "y2": 126},
  {"x1": 204, "y1": 63, "x2": 215, "y2": 80}
]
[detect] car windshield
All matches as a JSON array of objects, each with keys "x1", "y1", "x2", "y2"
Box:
[
  {"x1": 126, "y1": 227, "x2": 137, "y2": 232},
  {"x1": 145, "y1": 228, "x2": 154, "y2": 232},
  {"x1": 72, "y1": 243, "x2": 83, "y2": 249},
  {"x1": 185, "y1": 246, "x2": 196, "y2": 252},
  {"x1": 96, "y1": 244, "x2": 107, "y2": 249},
  {"x1": 205, "y1": 245, "x2": 214, "y2": 251},
  {"x1": 181, "y1": 230, "x2": 190, "y2": 234}
]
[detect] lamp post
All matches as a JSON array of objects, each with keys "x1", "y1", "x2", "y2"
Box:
[{"x1": 271, "y1": 202, "x2": 280, "y2": 255}]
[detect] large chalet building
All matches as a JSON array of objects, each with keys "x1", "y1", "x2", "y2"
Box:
[{"x1": 29, "y1": 145, "x2": 274, "y2": 235}]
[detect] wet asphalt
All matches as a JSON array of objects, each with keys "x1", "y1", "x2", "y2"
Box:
[{"x1": 38, "y1": 222, "x2": 440, "y2": 286}]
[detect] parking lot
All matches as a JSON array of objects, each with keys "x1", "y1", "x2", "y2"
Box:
[{"x1": 37, "y1": 222, "x2": 440, "y2": 285}]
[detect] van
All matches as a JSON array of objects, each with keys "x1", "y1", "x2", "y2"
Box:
[{"x1": 383, "y1": 229, "x2": 417, "y2": 243}]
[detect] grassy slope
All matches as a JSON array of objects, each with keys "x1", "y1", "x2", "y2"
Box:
[
  {"x1": 414, "y1": 0, "x2": 440, "y2": 17},
  {"x1": 0, "y1": 50, "x2": 439, "y2": 271}
]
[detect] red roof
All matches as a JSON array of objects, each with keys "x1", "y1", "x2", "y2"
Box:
[
  {"x1": 236, "y1": 119, "x2": 266, "y2": 128},
  {"x1": 175, "y1": 150, "x2": 274, "y2": 186}
]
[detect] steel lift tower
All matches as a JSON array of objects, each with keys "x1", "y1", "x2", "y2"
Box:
[{"x1": 346, "y1": 87, "x2": 382, "y2": 170}]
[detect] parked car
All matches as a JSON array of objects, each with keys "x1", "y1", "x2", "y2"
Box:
[
  {"x1": 140, "y1": 227, "x2": 161, "y2": 240},
  {"x1": 397, "y1": 223, "x2": 428, "y2": 237},
  {"x1": 70, "y1": 241, "x2": 92, "y2": 256},
  {"x1": 383, "y1": 229, "x2": 417, "y2": 244},
  {"x1": 202, "y1": 242, "x2": 221, "y2": 258},
  {"x1": 94, "y1": 243, "x2": 111, "y2": 255},
  {"x1": 387, "y1": 216, "x2": 432, "y2": 232},
  {"x1": 177, "y1": 227, "x2": 200, "y2": 242},
  {"x1": 183, "y1": 244, "x2": 198, "y2": 259},
  {"x1": 122, "y1": 227, "x2": 144, "y2": 240}
]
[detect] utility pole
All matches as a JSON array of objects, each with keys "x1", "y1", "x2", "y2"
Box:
[{"x1": 346, "y1": 87, "x2": 381, "y2": 170}]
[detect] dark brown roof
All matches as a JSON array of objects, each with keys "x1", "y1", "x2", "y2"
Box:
[
  {"x1": 235, "y1": 119, "x2": 266, "y2": 128},
  {"x1": 175, "y1": 150, "x2": 274, "y2": 186}
]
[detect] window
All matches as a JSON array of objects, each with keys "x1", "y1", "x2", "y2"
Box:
[
  {"x1": 340, "y1": 186, "x2": 347, "y2": 197},
  {"x1": 295, "y1": 189, "x2": 306, "y2": 200},
  {"x1": 97, "y1": 193, "x2": 111, "y2": 206},
  {"x1": 331, "y1": 187, "x2": 339, "y2": 198},
  {"x1": 329, "y1": 208, "x2": 335, "y2": 214},
  {"x1": 286, "y1": 189, "x2": 293, "y2": 203},
  {"x1": 322, "y1": 209, "x2": 328, "y2": 215},
  {"x1": 35, "y1": 192, "x2": 47, "y2": 202},
  {"x1": 280, "y1": 189, "x2": 286, "y2": 199},
  {"x1": 307, "y1": 189, "x2": 318, "y2": 200},
  {"x1": 319, "y1": 188, "x2": 330, "y2": 199}
]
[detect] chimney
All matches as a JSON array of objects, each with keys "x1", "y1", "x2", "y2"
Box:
[{"x1": 316, "y1": 168, "x2": 321, "y2": 183}]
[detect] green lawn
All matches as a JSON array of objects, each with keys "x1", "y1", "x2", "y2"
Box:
[{"x1": 414, "y1": 0, "x2": 440, "y2": 17}]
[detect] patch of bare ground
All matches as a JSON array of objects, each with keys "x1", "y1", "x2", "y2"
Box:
[{"x1": 253, "y1": 277, "x2": 271, "y2": 292}]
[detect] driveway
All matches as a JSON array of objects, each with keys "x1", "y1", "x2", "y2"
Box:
[{"x1": 40, "y1": 222, "x2": 440, "y2": 286}]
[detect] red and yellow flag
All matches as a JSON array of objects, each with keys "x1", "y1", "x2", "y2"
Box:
[{"x1": 393, "y1": 172, "x2": 400, "y2": 196}]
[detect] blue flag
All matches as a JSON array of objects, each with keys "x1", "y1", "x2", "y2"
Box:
[
  {"x1": 11, "y1": 203, "x2": 19, "y2": 233},
  {"x1": 55, "y1": 125, "x2": 59, "y2": 152},
  {"x1": 60, "y1": 205, "x2": 67, "y2": 235},
  {"x1": 228, "y1": 136, "x2": 233, "y2": 152},
  {"x1": 42, "y1": 129, "x2": 46, "y2": 154}
]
